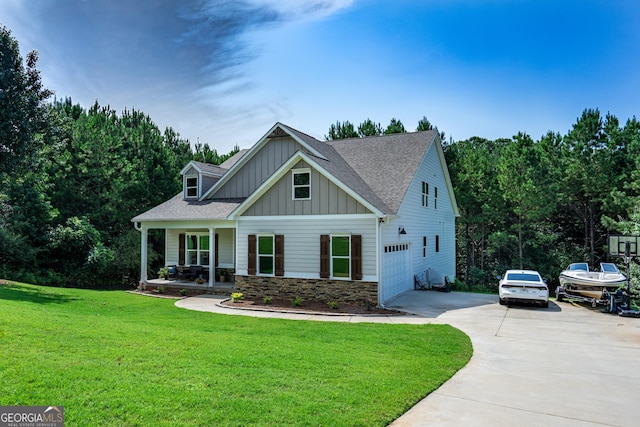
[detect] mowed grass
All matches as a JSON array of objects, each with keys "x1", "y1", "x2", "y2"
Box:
[{"x1": 0, "y1": 282, "x2": 472, "y2": 426}]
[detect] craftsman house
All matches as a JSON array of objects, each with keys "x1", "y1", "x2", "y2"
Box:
[{"x1": 132, "y1": 123, "x2": 459, "y2": 305}]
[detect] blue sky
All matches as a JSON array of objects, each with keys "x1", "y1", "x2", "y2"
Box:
[{"x1": 1, "y1": 0, "x2": 639, "y2": 153}]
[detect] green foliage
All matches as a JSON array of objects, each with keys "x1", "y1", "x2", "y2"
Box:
[
  {"x1": 327, "y1": 301, "x2": 339, "y2": 309},
  {"x1": 231, "y1": 292, "x2": 243, "y2": 302},
  {"x1": 290, "y1": 296, "x2": 304, "y2": 307},
  {"x1": 0, "y1": 26, "x2": 52, "y2": 178},
  {"x1": 324, "y1": 120, "x2": 358, "y2": 140},
  {"x1": 448, "y1": 108, "x2": 640, "y2": 287},
  {"x1": 263, "y1": 296, "x2": 273, "y2": 304},
  {"x1": 357, "y1": 118, "x2": 383, "y2": 137},
  {"x1": 384, "y1": 117, "x2": 406, "y2": 134},
  {"x1": 158, "y1": 267, "x2": 169, "y2": 279}
]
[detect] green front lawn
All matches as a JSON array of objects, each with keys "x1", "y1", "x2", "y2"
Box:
[{"x1": 0, "y1": 282, "x2": 471, "y2": 426}]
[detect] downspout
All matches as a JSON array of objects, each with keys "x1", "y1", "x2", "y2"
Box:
[{"x1": 377, "y1": 216, "x2": 383, "y2": 307}]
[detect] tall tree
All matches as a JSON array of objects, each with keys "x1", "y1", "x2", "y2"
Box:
[
  {"x1": 416, "y1": 115, "x2": 445, "y2": 140},
  {"x1": 357, "y1": 118, "x2": 383, "y2": 137},
  {"x1": 0, "y1": 26, "x2": 52, "y2": 177},
  {"x1": 497, "y1": 133, "x2": 556, "y2": 269},
  {"x1": 384, "y1": 118, "x2": 406, "y2": 134},
  {"x1": 325, "y1": 121, "x2": 358, "y2": 140}
]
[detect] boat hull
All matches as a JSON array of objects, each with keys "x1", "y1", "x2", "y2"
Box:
[{"x1": 559, "y1": 273, "x2": 626, "y2": 299}]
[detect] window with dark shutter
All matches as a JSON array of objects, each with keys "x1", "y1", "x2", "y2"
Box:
[
  {"x1": 248, "y1": 234, "x2": 256, "y2": 275},
  {"x1": 275, "y1": 235, "x2": 284, "y2": 276},
  {"x1": 320, "y1": 234, "x2": 329, "y2": 278}
]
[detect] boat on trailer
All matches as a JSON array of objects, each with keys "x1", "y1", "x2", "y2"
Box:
[{"x1": 557, "y1": 262, "x2": 627, "y2": 304}]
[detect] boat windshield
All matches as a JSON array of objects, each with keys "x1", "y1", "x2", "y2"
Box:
[
  {"x1": 506, "y1": 273, "x2": 541, "y2": 282},
  {"x1": 600, "y1": 263, "x2": 620, "y2": 273},
  {"x1": 569, "y1": 263, "x2": 589, "y2": 271}
]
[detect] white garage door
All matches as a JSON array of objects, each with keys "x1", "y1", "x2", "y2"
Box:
[{"x1": 381, "y1": 243, "x2": 412, "y2": 303}]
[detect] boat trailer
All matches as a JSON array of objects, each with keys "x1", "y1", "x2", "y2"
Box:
[
  {"x1": 555, "y1": 285, "x2": 606, "y2": 308},
  {"x1": 556, "y1": 286, "x2": 640, "y2": 317}
]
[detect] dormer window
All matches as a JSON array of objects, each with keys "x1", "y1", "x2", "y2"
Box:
[
  {"x1": 186, "y1": 175, "x2": 198, "y2": 198},
  {"x1": 292, "y1": 169, "x2": 310, "y2": 200}
]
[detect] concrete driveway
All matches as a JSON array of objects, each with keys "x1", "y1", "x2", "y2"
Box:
[{"x1": 386, "y1": 291, "x2": 640, "y2": 427}]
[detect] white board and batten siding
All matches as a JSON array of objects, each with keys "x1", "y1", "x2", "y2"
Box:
[
  {"x1": 379, "y1": 142, "x2": 457, "y2": 303},
  {"x1": 236, "y1": 216, "x2": 378, "y2": 281}
]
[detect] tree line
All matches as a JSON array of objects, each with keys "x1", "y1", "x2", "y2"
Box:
[
  {"x1": 2, "y1": 24, "x2": 639, "y2": 295},
  {"x1": 0, "y1": 26, "x2": 238, "y2": 287},
  {"x1": 326, "y1": 113, "x2": 640, "y2": 294}
]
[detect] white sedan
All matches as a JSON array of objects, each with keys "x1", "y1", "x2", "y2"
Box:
[{"x1": 498, "y1": 270, "x2": 549, "y2": 308}]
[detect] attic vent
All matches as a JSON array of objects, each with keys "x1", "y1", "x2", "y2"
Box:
[{"x1": 268, "y1": 127, "x2": 288, "y2": 138}]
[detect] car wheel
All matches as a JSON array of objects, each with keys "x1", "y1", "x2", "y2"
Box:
[{"x1": 499, "y1": 298, "x2": 505, "y2": 305}]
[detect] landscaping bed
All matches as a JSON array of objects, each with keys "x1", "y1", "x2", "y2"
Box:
[{"x1": 220, "y1": 297, "x2": 404, "y2": 315}]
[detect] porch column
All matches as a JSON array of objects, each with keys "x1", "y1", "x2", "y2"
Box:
[
  {"x1": 209, "y1": 227, "x2": 215, "y2": 288},
  {"x1": 140, "y1": 227, "x2": 148, "y2": 283}
]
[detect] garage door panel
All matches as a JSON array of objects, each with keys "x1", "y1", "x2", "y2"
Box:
[{"x1": 381, "y1": 243, "x2": 412, "y2": 303}]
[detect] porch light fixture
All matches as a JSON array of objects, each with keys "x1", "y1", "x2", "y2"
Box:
[{"x1": 398, "y1": 227, "x2": 407, "y2": 235}]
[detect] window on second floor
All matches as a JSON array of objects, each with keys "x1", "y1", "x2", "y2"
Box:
[
  {"x1": 435, "y1": 187, "x2": 438, "y2": 209},
  {"x1": 422, "y1": 181, "x2": 429, "y2": 207},
  {"x1": 292, "y1": 169, "x2": 311, "y2": 200},
  {"x1": 186, "y1": 176, "x2": 198, "y2": 198}
]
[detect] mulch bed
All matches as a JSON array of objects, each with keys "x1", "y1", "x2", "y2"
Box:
[{"x1": 220, "y1": 298, "x2": 404, "y2": 315}]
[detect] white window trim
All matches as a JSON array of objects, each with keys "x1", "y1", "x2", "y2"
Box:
[
  {"x1": 185, "y1": 174, "x2": 199, "y2": 199},
  {"x1": 330, "y1": 234, "x2": 351, "y2": 280},
  {"x1": 186, "y1": 233, "x2": 210, "y2": 266},
  {"x1": 257, "y1": 233, "x2": 275, "y2": 276},
  {"x1": 422, "y1": 181, "x2": 429, "y2": 207},
  {"x1": 292, "y1": 168, "x2": 311, "y2": 200},
  {"x1": 434, "y1": 186, "x2": 438, "y2": 209}
]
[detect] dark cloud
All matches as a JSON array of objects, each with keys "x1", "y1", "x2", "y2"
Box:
[{"x1": 36, "y1": 0, "x2": 284, "y2": 92}]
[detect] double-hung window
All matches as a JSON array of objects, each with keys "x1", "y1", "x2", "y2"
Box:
[
  {"x1": 422, "y1": 181, "x2": 429, "y2": 207},
  {"x1": 257, "y1": 235, "x2": 274, "y2": 275},
  {"x1": 434, "y1": 187, "x2": 438, "y2": 209},
  {"x1": 186, "y1": 175, "x2": 198, "y2": 198},
  {"x1": 292, "y1": 169, "x2": 311, "y2": 200},
  {"x1": 186, "y1": 234, "x2": 209, "y2": 265},
  {"x1": 331, "y1": 235, "x2": 350, "y2": 278}
]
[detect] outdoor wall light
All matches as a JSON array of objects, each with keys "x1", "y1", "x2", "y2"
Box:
[{"x1": 398, "y1": 227, "x2": 407, "y2": 235}]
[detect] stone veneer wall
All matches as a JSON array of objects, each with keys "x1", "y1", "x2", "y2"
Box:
[{"x1": 235, "y1": 275, "x2": 378, "y2": 306}]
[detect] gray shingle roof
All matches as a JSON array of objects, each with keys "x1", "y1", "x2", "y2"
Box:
[
  {"x1": 132, "y1": 124, "x2": 439, "y2": 222},
  {"x1": 326, "y1": 131, "x2": 437, "y2": 214},
  {"x1": 190, "y1": 161, "x2": 227, "y2": 176},
  {"x1": 132, "y1": 193, "x2": 242, "y2": 222}
]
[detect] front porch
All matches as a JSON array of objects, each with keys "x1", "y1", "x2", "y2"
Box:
[{"x1": 142, "y1": 278, "x2": 236, "y2": 295}]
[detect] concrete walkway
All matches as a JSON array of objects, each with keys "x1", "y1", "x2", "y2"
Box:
[{"x1": 176, "y1": 291, "x2": 640, "y2": 427}]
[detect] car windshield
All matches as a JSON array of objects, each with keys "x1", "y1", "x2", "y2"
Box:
[{"x1": 506, "y1": 273, "x2": 540, "y2": 282}]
